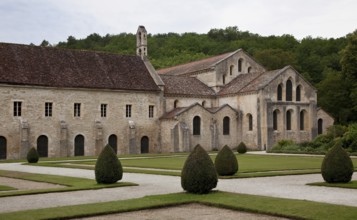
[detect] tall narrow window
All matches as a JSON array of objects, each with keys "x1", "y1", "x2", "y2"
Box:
[
  {"x1": 45, "y1": 102, "x2": 52, "y2": 117},
  {"x1": 300, "y1": 111, "x2": 305, "y2": 130},
  {"x1": 229, "y1": 65, "x2": 234, "y2": 75},
  {"x1": 101, "y1": 104, "x2": 107, "y2": 117},
  {"x1": 247, "y1": 66, "x2": 252, "y2": 73},
  {"x1": 286, "y1": 80, "x2": 292, "y2": 101},
  {"x1": 193, "y1": 116, "x2": 201, "y2": 135},
  {"x1": 273, "y1": 110, "x2": 278, "y2": 131},
  {"x1": 238, "y1": 58, "x2": 243, "y2": 72},
  {"x1": 296, "y1": 85, "x2": 301, "y2": 101},
  {"x1": 223, "y1": 116, "x2": 230, "y2": 135},
  {"x1": 202, "y1": 101, "x2": 206, "y2": 107},
  {"x1": 286, "y1": 110, "x2": 292, "y2": 130},
  {"x1": 223, "y1": 74, "x2": 226, "y2": 85},
  {"x1": 248, "y1": 114, "x2": 253, "y2": 131},
  {"x1": 13, "y1": 101, "x2": 22, "y2": 117},
  {"x1": 149, "y1": 105, "x2": 154, "y2": 118},
  {"x1": 318, "y1": 119, "x2": 323, "y2": 134},
  {"x1": 277, "y1": 84, "x2": 282, "y2": 101},
  {"x1": 174, "y1": 100, "x2": 179, "y2": 108},
  {"x1": 126, "y1": 105, "x2": 132, "y2": 118},
  {"x1": 74, "y1": 103, "x2": 81, "y2": 117}
]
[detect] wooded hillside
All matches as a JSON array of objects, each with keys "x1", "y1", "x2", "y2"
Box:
[{"x1": 43, "y1": 27, "x2": 356, "y2": 123}]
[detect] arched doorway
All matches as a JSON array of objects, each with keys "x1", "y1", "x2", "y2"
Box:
[
  {"x1": 141, "y1": 136, "x2": 149, "y2": 154},
  {"x1": 108, "y1": 134, "x2": 118, "y2": 154},
  {"x1": 37, "y1": 135, "x2": 48, "y2": 157},
  {"x1": 74, "y1": 135, "x2": 85, "y2": 156},
  {"x1": 0, "y1": 136, "x2": 6, "y2": 159}
]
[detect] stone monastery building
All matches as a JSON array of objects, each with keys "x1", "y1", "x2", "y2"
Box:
[{"x1": 0, "y1": 26, "x2": 334, "y2": 159}]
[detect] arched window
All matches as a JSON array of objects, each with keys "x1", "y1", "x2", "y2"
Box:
[
  {"x1": 273, "y1": 110, "x2": 279, "y2": 131},
  {"x1": 286, "y1": 79, "x2": 292, "y2": 101},
  {"x1": 108, "y1": 134, "x2": 117, "y2": 154},
  {"x1": 202, "y1": 101, "x2": 206, "y2": 107},
  {"x1": 223, "y1": 116, "x2": 230, "y2": 135},
  {"x1": 286, "y1": 110, "x2": 292, "y2": 130},
  {"x1": 74, "y1": 135, "x2": 85, "y2": 156},
  {"x1": 247, "y1": 114, "x2": 253, "y2": 131},
  {"x1": 37, "y1": 135, "x2": 48, "y2": 157},
  {"x1": 229, "y1": 65, "x2": 234, "y2": 75},
  {"x1": 318, "y1": 119, "x2": 323, "y2": 135},
  {"x1": 238, "y1": 58, "x2": 243, "y2": 72},
  {"x1": 300, "y1": 111, "x2": 305, "y2": 130},
  {"x1": 277, "y1": 84, "x2": 283, "y2": 101},
  {"x1": 193, "y1": 116, "x2": 201, "y2": 135},
  {"x1": 296, "y1": 85, "x2": 301, "y2": 101},
  {"x1": 174, "y1": 100, "x2": 179, "y2": 108},
  {"x1": 247, "y1": 66, "x2": 252, "y2": 73},
  {"x1": 141, "y1": 136, "x2": 149, "y2": 153},
  {"x1": 0, "y1": 136, "x2": 6, "y2": 159}
]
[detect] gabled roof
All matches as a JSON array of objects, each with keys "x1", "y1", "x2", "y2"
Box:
[
  {"x1": 218, "y1": 72, "x2": 264, "y2": 95},
  {"x1": 0, "y1": 43, "x2": 160, "y2": 91},
  {"x1": 160, "y1": 75, "x2": 216, "y2": 97},
  {"x1": 157, "y1": 50, "x2": 239, "y2": 76}
]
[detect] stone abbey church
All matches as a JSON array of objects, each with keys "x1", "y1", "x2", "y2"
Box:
[{"x1": 0, "y1": 26, "x2": 334, "y2": 159}]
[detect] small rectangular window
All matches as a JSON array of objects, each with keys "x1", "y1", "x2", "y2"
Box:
[
  {"x1": 149, "y1": 105, "x2": 154, "y2": 118},
  {"x1": 74, "y1": 103, "x2": 81, "y2": 117},
  {"x1": 101, "y1": 104, "x2": 107, "y2": 117},
  {"x1": 126, "y1": 105, "x2": 132, "y2": 118},
  {"x1": 13, "y1": 101, "x2": 22, "y2": 117},
  {"x1": 45, "y1": 102, "x2": 53, "y2": 117}
]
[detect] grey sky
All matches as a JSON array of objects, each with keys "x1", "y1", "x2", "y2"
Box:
[{"x1": 1, "y1": 0, "x2": 356, "y2": 45}]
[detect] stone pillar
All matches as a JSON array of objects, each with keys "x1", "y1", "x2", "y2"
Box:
[
  {"x1": 171, "y1": 123, "x2": 179, "y2": 152},
  {"x1": 210, "y1": 118, "x2": 218, "y2": 150},
  {"x1": 60, "y1": 120, "x2": 69, "y2": 157},
  {"x1": 95, "y1": 121, "x2": 103, "y2": 156},
  {"x1": 179, "y1": 122, "x2": 190, "y2": 152},
  {"x1": 20, "y1": 120, "x2": 30, "y2": 159},
  {"x1": 266, "y1": 100, "x2": 274, "y2": 150},
  {"x1": 310, "y1": 100, "x2": 318, "y2": 140},
  {"x1": 128, "y1": 120, "x2": 137, "y2": 154}
]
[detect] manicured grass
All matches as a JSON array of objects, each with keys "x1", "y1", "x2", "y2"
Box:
[
  {"x1": 0, "y1": 185, "x2": 17, "y2": 191},
  {"x1": 0, "y1": 170, "x2": 136, "y2": 197},
  {"x1": 35, "y1": 153, "x2": 357, "y2": 178},
  {"x1": 1, "y1": 191, "x2": 357, "y2": 220},
  {"x1": 308, "y1": 180, "x2": 357, "y2": 189}
]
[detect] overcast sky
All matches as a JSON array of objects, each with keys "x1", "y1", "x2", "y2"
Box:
[{"x1": 1, "y1": 0, "x2": 356, "y2": 45}]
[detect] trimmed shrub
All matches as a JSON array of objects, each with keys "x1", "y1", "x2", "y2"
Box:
[
  {"x1": 95, "y1": 144, "x2": 123, "y2": 184},
  {"x1": 215, "y1": 145, "x2": 238, "y2": 176},
  {"x1": 237, "y1": 142, "x2": 247, "y2": 154},
  {"x1": 27, "y1": 147, "x2": 39, "y2": 163},
  {"x1": 321, "y1": 140, "x2": 354, "y2": 183},
  {"x1": 181, "y1": 144, "x2": 217, "y2": 194}
]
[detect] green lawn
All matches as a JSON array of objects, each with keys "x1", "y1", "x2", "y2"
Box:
[
  {"x1": 1, "y1": 191, "x2": 357, "y2": 220},
  {"x1": 0, "y1": 170, "x2": 136, "y2": 197},
  {"x1": 308, "y1": 180, "x2": 357, "y2": 189},
  {"x1": 0, "y1": 185, "x2": 17, "y2": 191},
  {"x1": 35, "y1": 154, "x2": 357, "y2": 178}
]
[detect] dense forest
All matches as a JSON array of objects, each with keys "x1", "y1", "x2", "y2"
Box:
[{"x1": 40, "y1": 27, "x2": 357, "y2": 124}]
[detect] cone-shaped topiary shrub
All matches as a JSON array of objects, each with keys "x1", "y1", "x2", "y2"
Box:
[
  {"x1": 321, "y1": 140, "x2": 354, "y2": 183},
  {"x1": 27, "y1": 147, "x2": 39, "y2": 163},
  {"x1": 237, "y1": 142, "x2": 247, "y2": 154},
  {"x1": 95, "y1": 144, "x2": 123, "y2": 184},
  {"x1": 215, "y1": 145, "x2": 238, "y2": 176},
  {"x1": 181, "y1": 144, "x2": 218, "y2": 194}
]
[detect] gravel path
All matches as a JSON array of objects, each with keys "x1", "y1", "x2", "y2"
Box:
[
  {"x1": 0, "y1": 163, "x2": 356, "y2": 213},
  {"x1": 0, "y1": 177, "x2": 64, "y2": 191}
]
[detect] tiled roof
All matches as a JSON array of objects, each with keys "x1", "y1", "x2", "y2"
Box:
[
  {"x1": 160, "y1": 75, "x2": 216, "y2": 97},
  {"x1": 218, "y1": 72, "x2": 263, "y2": 95},
  {"x1": 239, "y1": 69, "x2": 282, "y2": 93},
  {"x1": 0, "y1": 43, "x2": 160, "y2": 91},
  {"x1": 160, "y1": 107, "x2": 188, "y2": 119},
  {"x1": 157, "y1": 51, "x2": 236, "y2": 75}
]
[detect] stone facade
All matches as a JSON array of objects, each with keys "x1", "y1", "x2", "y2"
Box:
[{"x1": 0, "y1": 26, "x2": 334, "y2": 159}]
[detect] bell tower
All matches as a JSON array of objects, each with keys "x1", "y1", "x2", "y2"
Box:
[{"x1": 136, "y1": 25, "x2": 147, "y2": 59}]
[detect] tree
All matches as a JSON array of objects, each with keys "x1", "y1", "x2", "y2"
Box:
[
  {"x1": 181, "y1": 145, "x2": 217, "y2": 194},
  {"x1": 27, "y1": 147, "x2": 39, "y2": 163},
  {"x1": 95, "y1": 144, "x2": 123, "y2": 184},
  {"x1": 215, "y1": 145, "x2": 238, "y2": 176},
  {"x1": 321, "y1": 140, "x2": 354, "y2": 183},
  {"x1": 40, "y1": 40, "x2": 51, "y2": 47}
]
